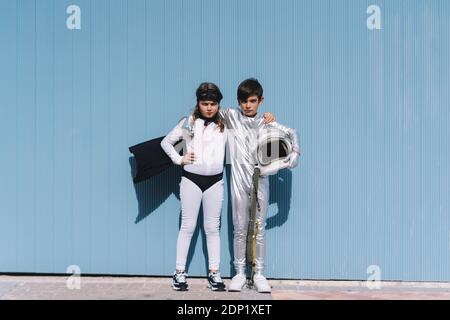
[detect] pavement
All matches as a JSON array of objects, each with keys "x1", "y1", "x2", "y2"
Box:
[{"x1": 1, "y1": 275, "x2": 450, "y2": 300}]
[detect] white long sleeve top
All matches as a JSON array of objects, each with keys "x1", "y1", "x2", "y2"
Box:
[{"x1": 160, "y1": 116, "x2": 227, "y2": 176}]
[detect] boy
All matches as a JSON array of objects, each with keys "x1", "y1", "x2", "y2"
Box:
[{"x1": 221, "y1": 78, "x2": 300, "y2": 293}]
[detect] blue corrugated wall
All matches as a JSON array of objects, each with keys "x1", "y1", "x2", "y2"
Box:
[{"x1": 0, "y1": 0, "x2": 449, "y2": 281}]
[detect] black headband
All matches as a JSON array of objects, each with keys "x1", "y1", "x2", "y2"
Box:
[{"x1": 197, "y1": 91, "x2": 223, "y2": 103}]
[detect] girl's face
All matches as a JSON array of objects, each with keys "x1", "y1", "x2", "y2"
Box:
[{"x1": 198, "y1": 100, "x2": 219, "y2": 118}]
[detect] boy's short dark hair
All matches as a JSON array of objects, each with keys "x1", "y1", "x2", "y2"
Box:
[{"x1": 237, "y1": 78, "x2": 263, "y2": 102}]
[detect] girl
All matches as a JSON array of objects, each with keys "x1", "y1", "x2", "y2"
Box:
[{"x1": 161, "y1": 82, "x2": 227, "y2": 291}]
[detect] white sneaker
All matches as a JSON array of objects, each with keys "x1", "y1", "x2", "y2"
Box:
[
  {"x1": 207, "y1": 271, "x2": 226, "y2": 291},
  {"x1": 228, "y1": 273, "x2": 246, "y2": 292},
  {"x1": 172, "y1": 271, "x2": 189, "y2": 291},
  {"x1": 253, "y1": 274, "x2": 271, "y2": 293}
]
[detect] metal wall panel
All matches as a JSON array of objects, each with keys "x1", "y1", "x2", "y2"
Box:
[{"x1": 0, "y1": 0, "x2": 449, "y2": 281}]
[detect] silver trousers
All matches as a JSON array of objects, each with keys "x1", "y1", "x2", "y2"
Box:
[{"x1": 231, "y1": 175, "x2": 269, "y2": 275}]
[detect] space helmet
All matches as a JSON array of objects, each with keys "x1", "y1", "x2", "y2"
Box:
[{"x1": 256, "y1": 128, "x2": 293, "y2": 176}]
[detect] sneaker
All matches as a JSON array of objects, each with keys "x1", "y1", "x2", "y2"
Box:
[
  {"x1": 172, "y1": 271, "x2": 189, "y2": 291},
  {"x1": 207, "y1": 271, "x2": 226, "y2": 291},
  {"x1": 253, "y1": 274, "x2": 271, "y2": 293},
  {"x1": 228, "y1": 273, "x2": 246, "y2": 292}
]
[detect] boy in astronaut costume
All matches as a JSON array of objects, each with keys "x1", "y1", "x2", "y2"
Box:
[{"x1": 221, "y1": 78, "x2": 301, "y2": 293}]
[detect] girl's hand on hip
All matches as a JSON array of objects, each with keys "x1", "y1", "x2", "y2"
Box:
[{"x1": 181, "y1": 152, "x2": 196, "y2": 165}]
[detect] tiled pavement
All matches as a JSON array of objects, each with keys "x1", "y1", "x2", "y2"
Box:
[{"x1": 1, "y1": 275, "x2": 450, "y2": 300}]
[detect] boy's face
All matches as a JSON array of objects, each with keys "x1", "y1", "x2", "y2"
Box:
[{"x1": 239, "y1": 95, "x2": 264, "y2": 117}]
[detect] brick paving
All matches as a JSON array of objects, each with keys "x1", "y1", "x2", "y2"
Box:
[{"x1": 1, "y1": 275, "x2": 449, "y2": 300}]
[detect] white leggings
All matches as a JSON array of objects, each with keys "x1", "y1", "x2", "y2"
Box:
[{"x1": 176, "y1": 176, "x2": 224, "y2": 271}]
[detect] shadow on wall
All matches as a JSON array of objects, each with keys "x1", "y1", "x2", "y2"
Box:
[
  {"x1": 129, "y1": 156, "x2": 182, "y2": 223},
  {"x1": 267, "y1": 169, "x2": 293, "y2": 229},
  {"x1": 129, "y1": 158, "x2": 293, "y2": 275},
  {"x1": 130, "y1": 156, "x2": 208, "y2": 273}
]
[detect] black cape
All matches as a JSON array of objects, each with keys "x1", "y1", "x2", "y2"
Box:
[{"x1": 129, "y1": 136, "x2": 185, "y2": 183}]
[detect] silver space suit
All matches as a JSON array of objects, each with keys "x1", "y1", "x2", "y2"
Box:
[{"x1": 220, "y1": 108, "x2": 301, "y2": 276}]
